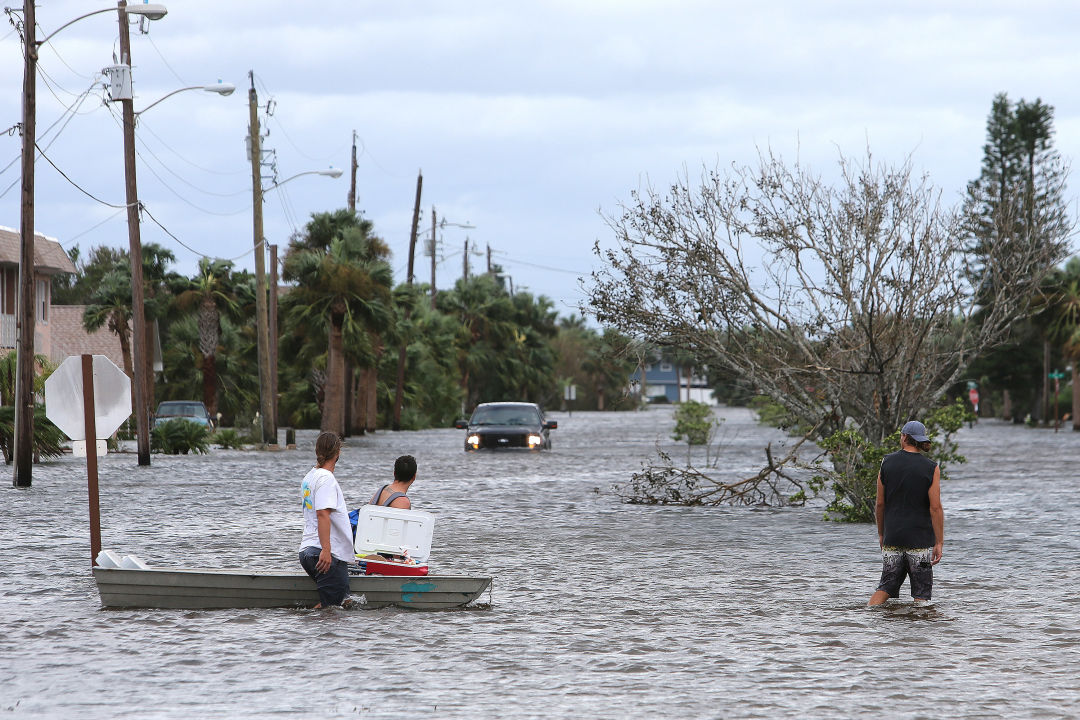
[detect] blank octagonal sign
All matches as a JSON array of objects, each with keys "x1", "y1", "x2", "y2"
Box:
[{"x1": 44, "y1": 355, "x2": 132, "y2": 441}]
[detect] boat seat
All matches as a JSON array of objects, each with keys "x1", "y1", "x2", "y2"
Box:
[
  {"x1": 96, "y1": 549, "x2": 125, "y2": 568},
  {"x1": 354, "y1": 506, "x2": 435, "y2": 562}
]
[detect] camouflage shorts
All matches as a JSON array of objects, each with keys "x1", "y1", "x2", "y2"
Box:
[{"x1": 876, "y1": 546, "x2": 934, "y2": 600}]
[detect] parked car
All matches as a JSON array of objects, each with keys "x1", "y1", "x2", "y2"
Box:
[
  {"x1": 153, "y1": 401, "x2": 214, "y2": 430},
  {"x1": 454, "y1": 402, "x2": 556, "y2": 451}
]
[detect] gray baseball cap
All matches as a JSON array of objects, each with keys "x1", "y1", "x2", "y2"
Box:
[{"x1": 901, "y1": 420, "x2": 929, "y2": 443}]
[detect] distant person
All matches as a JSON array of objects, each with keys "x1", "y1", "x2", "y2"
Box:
[
  {"x1": 369, "y1": 455, "x2": 417, "y2": 509},
  {"x1": 868, "y1": 421, "x2": 944, "y2": 606},
  {"x1": 298, "y1": 432, "x2": 353, "y2": 609}
]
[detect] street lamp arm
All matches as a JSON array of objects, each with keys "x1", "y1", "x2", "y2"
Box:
[
  {"x1": 134, "y1": 83, "x2": 235, "y2": 116},
  {"x1": 264, "y1": 168, "x2": 342, "y2": 195},
  {"x1": 36, "y1": 4, "x2": 166, "y2": 46}
]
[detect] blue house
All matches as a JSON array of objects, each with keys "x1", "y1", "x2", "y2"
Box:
[{"x1": 629, "y1": 352, "x2": 715, "y2": 405}]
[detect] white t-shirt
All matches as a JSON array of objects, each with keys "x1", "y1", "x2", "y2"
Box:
[{"x1": 299, "y1": 467, "x2": 353, "y2": 562}]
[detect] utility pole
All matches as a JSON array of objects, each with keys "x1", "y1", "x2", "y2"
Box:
[
  {"x1": 118, "y1": 1, "x2": 152, "y2": 466},
  {"x1": 430, "y1": 207, "x2": 437, "y2": 310},
  {"x1": 392, "y1": 171, "x2": 422, "y2": 431},
  {"x1": 463, "y1": 237, "x2": 469, "y2": 280},
  {"x1": 269, "y1": 243, "x2": 279, "y2": 436},
  {"x1": 344, "y1": 131, "x2": 358, "y2": 435},
  {"x1": 13, "y1": 0, "x2": 38, "y2": 486},
  {"x1": 486, "y1": 243, "x2": 492, "y2": 275},
  {"x1": 248, "y1": 71, "x2": 274, "y2": 446},
  {"x1": 348, "y1": 130, "x2": 357, "y2": 214}
]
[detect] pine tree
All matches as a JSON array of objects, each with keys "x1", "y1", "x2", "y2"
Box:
[{"x1": 962, "y1": 93, "x2": 1072, "y2": 421}]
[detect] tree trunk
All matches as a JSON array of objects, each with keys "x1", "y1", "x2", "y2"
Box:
[
  {"x1": 143, "y1": 313, "x2": 156, "y2": 431},
  {"x1": 343, "y1": 361, "x2": 353, "y2": 437},
  {"x1": 349, "y1": 367, "x2": 365, "y2": 436},
  {"x1": 1072, "y1": 363, "x2": 1080, "y2": 431},
  {"x1": 1041, "y1": 339, "x2": 1050, "y2": 425},
  {"x1": 596, "y1": 384, "x2": 605, "y2": 411},
  {"x1": 364, "y1": 366, "x2": 377, "y2": 433},
  {"x1": 1002, "y1": 389, "x2": 1012, "y2": 421},
  {"x1": 202, "y1": 354, "x2": 218, "y2": 419},
  {"x1": 364, "y1": 337, "x2": 383, "y2": 434},
  {"x1": 322, "y1": 313, "x2": 346, "y2": 435}
]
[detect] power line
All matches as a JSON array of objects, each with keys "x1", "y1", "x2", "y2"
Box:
[
  {"x1": 494, "y1": 253, "x2": 587, "y2": 276},
  {"x1": 34, "y1": 142, "x2": 131, "y2": 208},
  {"x1": 0, "y1": 79, "x2": 101, "y2": 194},
  {"x1": 145, "y1": 32, "x2": 187, "y2": 87},
  {"x1": 137, "y1": 119, "x2": 247, "y2": 177},
  {"x1": 61, "y1": 207, "x2": 128, "y2": 247},
  {"x1": 141, "y1": 204, "x2": 260, "y2": 262},
  {"x1": 104, "y1": 104, "x2": 249, "y2": 216}
]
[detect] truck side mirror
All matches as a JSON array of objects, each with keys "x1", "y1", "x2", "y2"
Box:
[{"x1": 453, "y1": 419, "x2": 468, "y2": 429}]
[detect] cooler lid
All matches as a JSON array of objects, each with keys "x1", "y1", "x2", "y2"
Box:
[{"x1": 354, "y1": 505, "x2": 435, "y2": 562}]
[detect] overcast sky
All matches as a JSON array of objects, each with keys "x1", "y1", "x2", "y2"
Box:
[{"x1": 2, "y1": 1, "x2": 1079, "y2": 317}]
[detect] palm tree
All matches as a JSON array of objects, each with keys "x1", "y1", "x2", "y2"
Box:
[
  {"x1": 283, "y1": 213, "x2": 393, "y2": 435},
  {"x1": 172, "y1": 259, "x2": 239, "y2": 417},
  {"x1": 1040, "y1": 257, "x2": 1080, "y2": 430},
  {"x1": 83, "y1": 268, "x2": 135, "y2": 379}
]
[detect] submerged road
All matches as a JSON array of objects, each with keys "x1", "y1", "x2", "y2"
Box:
[{"x1": 2, "y1": 407, "x2": 1079, "y2": 718}]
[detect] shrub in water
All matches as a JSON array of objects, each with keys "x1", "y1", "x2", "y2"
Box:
[
  {"x1": 151, "y1": 419, "x2": 210, "y2": 455},
  {"x1": 211, "y1": 428, "x2": 246, "y2": 450}
]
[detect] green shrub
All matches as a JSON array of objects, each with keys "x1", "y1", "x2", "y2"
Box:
[
  {"x1": 151, "y1": 419, "x2": 210, "y2": 455},
  {"x1": 0, "y1": 406, "x2": 66, "y2": 463},
  {"x1": 672, "y1": 401, "x2": 716, "y2": 445},
  {"x1": 211, "y1": 427, "x2": 246, "y2": 450},
  {"x1": 815, "y1": 398, "x2": 973, "y2": 523}
]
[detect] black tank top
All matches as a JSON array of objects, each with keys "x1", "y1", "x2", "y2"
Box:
[{"x1": 880, "y1": 449, "x2": 937, "y2": 548}]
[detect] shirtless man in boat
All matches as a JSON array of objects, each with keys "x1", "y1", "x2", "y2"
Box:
[{"x1": 369, "y1": 455, "x2": 417, "y2": 509}]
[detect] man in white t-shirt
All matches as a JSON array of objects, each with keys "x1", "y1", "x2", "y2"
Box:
[{"x1": 298, "y1": 432, "x2": 354, "y2": 608}]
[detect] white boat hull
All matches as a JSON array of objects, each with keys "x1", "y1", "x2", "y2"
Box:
[{"x1": 92, "y1": 566, "x2": 492, "y2": 610}]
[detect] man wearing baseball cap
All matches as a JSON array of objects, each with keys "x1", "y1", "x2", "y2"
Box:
[{"x1": 868, "y1": 420, "x2": 944, "y2": 606}]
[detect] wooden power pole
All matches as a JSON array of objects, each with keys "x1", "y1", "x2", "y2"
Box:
[
  {"x1": 13, "y1": 0, "x2": 38, "y2": 486},
  {"x1": 269, "y1": 243, "x2": 279, "y2": 435},
  {"x1": 348, "y1": 130, "x2": 357, "y2": 214},
  {"x1": 392, "y1": 171, "x2": 422, "y2": 431},
  {"x1": 248, "y1": 71, "x2": 274, "y2": 445},
  {"x1": 117, "y1": 1, "x2": 152, "y2": 466},
  {"x1": 430, "y1": 207, "x2": 437, "y2": 310}
]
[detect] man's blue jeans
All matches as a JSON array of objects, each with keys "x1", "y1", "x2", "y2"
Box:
[{"x1": 298, "y1": 546, "x2": 349, "y2": 607}]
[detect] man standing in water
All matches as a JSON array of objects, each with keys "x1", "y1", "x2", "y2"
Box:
[
  {"x1": 299, "y1": 432, "x2": 353, "y2": 609},
  {"x1": 868, "y1": 420, "x2": 944, "y2": 606}
]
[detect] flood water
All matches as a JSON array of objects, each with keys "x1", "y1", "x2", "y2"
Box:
[{"x1": 2, "y1": 407, "x2": 1079, "y2": 719}]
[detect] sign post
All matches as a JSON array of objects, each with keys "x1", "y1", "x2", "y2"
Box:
[
  {"x1": 45, "y1": 355, "x2": 132, "y2": 567},
  {"x1": 81, "y1": 356, "x2": 101, "y2": 566}
]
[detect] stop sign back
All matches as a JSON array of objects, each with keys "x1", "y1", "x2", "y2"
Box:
[{"x1": 45, "y1": 355, "x2": 132, "y2": 440}]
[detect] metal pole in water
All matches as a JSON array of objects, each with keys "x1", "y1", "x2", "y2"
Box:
[{"x1": 81, "y1": 355, "x2": 101, "y2": 567}]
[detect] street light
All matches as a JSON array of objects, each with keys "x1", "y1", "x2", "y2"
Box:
[
  {"x1": 12, "y1": 1, "x2": 166, "y2": 485},
  {"x1": 135, "y1": 83, "x2": 236, "y2": 116},
  {"x1": 266, "y1": 168, "x2": 344, "y2": 188}
]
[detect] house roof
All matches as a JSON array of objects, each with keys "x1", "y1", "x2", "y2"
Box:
[
  {"x1": 48, "y1": 304, "x2": 128, "y2": 371},
  {"x1": 0, "y1": 226, "x2": 77, "y2": 275}
]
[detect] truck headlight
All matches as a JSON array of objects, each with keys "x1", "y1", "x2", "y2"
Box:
[
  {"x1": 467, "y1": 434, "x2": 480, "y2": 448},
  {"x1": 528, "y1": 434, "x2": 543, "y2": 447}
]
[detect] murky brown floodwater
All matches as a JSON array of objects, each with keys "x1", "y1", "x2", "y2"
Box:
[{"x1": 2, "y1": 407, "x2": 1079, "y2": 719}]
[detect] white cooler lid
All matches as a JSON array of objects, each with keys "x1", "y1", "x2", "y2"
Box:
[{"x1": 354, "y1": 505, "x2": 435, "y2": 562}]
